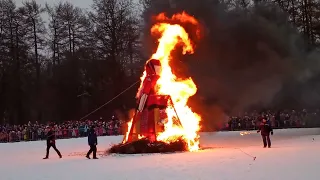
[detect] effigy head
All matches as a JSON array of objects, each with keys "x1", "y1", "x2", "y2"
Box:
[{"x1": 146, "y1": 59, "x2": 162, "y2": 76}]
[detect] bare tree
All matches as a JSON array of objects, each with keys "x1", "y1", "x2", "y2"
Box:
[
  {"x1": 0, "y1": 0, "x2": 33, "y2": 124},
  {"x1": 18, "y1": 0, "x2": 46, "y2": 81},
  {"x1": 45, "y1": 2, "x2": 63, "y2": 66}
]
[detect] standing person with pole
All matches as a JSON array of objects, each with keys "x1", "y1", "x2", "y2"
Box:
[
  {"x1": 86, "y1": 126, "x2": 98, "y2": 159},
  {"x1": 43, "y1": 126, "x2": 62, "y2": 159}
]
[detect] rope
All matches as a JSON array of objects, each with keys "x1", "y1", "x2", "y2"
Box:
[
  {"x1": 80, "y1": 80, "x2": 140, "y2": 120},
  {"x1": 200, "y1": 146, "x2": 256, "y2": 160},
  {"x1": 68, "y1": 150, "x2": 106, "y2": 157},
  {"x1": 235, "y1": 148, "x2": 256, "y2": 160}
]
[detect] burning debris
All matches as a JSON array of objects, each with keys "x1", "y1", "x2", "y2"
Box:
[
  {"x1": 240, "y1": 131, "x2": 251, "y2": 136},
  {"x1": 108, "y1": 137, "x2": 188, "y2": 154},
  {"x1": 108, "y1": 12, "x2": 201, "y2": 154}
]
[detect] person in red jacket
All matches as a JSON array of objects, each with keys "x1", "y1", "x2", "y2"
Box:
[{"x1": 257, "y1": 119, "x2": 273, "y2": 148}]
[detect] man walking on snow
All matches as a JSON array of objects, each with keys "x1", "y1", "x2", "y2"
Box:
[
  {"x1": 86, "y1": 126, "x2": 98, "y2": 159},
  {"x1": 43, "y1": 126, "x2": 62, "y2": 159},
  {"x1": 257, "y1": 119, "x2": 273, "y2": 148}
]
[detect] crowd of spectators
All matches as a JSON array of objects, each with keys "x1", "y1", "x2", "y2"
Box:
[
  {"x1": 223, "y1": 109, "x2": 320, "y2": 131},
  {"x1": 0, "y1": 116, "x2": 123, "y2": 143}
]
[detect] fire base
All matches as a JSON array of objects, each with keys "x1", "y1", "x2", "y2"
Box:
[{"x1": 107, "y1": 138, "x2": 188, "y2": 154}]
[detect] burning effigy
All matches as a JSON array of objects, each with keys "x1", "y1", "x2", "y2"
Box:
[{"x1": 108, "y1": 12, "x2": 201, "y2": 154}]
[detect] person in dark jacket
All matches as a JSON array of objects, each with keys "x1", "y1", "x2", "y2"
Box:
[
  {"x1": 43, "y1": 126, "x2": 62, "y2": 159},
  {"x1": 257, "y1": 119, "x2": 273, "y2": 148},
  {"x1": 86, "y1": 126, "x2": 98, "y2": 159}
]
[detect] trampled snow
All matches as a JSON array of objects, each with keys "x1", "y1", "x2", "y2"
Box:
[{"x1": 1, "y1": 128, "x2": 320, "y2": 180}]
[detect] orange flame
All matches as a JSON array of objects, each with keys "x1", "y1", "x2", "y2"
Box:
[
  {"x1": 124, "y1": 12, "x2": 201, "y2": 151},
  {"x1": 240, "y1": 131, "x2": 251, "y2": 136}
]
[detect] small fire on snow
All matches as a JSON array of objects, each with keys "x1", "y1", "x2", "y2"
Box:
[{"x1": 240, "y1": 132, "x2": 251, "y2": 136}]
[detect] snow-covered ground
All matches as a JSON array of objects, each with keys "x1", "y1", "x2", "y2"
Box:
[{"x1": 1, "y1": 128, "x2": 320, "y2": 180}]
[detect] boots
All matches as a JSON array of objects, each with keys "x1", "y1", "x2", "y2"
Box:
[{"x1": 86, "y1": 155, "x2": 98, "y2": 159}]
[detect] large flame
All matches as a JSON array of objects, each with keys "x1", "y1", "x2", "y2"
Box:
[{"x1": 125, "y1": 12, "x2": 201, "y2": 151}]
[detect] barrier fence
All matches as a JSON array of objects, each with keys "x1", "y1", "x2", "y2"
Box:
[
  {"x1": 0, "y1": 127, "x2": 122, "y2": 143},
  {"x1": 225, "y1": 119, "x2": 307, "y2": 131},
  {"x1": 1, "y1": 114, "x2": 320, "y2": 143}
]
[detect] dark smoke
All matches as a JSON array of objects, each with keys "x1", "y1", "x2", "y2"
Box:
[{"x1": 141, "y1": 0, "x2": 320, "y2": 130}]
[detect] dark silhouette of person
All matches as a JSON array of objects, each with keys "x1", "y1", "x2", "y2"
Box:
[
  {"x1": 43, "y1": 126, "x2": 62, "y2": 159},
  {"x1": 257, "y1": 119, "x2": 273, "y2": 148},
  {"x1": 86, "y1": 126, "x2": 98, "y2": 159}
]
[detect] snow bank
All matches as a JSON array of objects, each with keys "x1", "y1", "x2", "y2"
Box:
[
  {"x1": 200, "y1": 128, "x2": 320, "y2": 148},
  {"x1": 1, "y1": 128, "x2": 320, "y2": 180}
]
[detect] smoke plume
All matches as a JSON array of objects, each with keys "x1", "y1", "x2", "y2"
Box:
[{"x1": 141, "y1": 0, "x2": 320, "y2": 130}]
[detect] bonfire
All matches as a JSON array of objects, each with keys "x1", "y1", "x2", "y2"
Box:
[{"x1": 108, "y1": 12, "x2": 201, "y2": 154}]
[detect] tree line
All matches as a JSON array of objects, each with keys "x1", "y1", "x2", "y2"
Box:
[
  {"x1": 0, "y1": 0, "x2": 143, "y2": 124},
  {"x1": 1, "y1": 0, "x2": 319, "y2": 125},
  {"x1": 253, "y1": 0, "x2": 319, "y2": 47}
]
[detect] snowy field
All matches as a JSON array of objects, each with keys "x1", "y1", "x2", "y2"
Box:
[{"x1": 1, "y1": 128, "x2": 320, "y2": 180}]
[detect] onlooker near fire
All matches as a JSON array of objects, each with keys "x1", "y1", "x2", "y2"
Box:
[
  {"x1": 257, "y1": 119, "x2": 273, "y2": 148},
  {"x1": 86, "y1": 126, "x2": 98, "y2": 159}
]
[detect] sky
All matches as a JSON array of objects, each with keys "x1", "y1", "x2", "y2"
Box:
[
  {"x1": 14, "y1": 0, "x2": 140, "y2": 10},
  {"x1": 15, "y1": 0, "x2": 93, "y2": 10},
  {"x1": 14, "y1": 0, "x2": 141, "y2": 23},
  {"x1": 14, "y1": 0, "x2": 96, "y2": 25}
]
